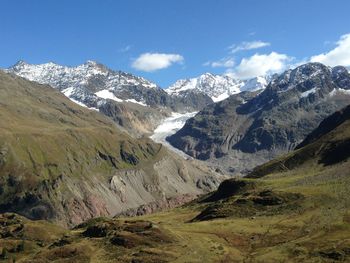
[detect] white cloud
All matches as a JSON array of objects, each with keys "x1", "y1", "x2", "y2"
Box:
[
  {"x1": 132, "y1": 52, "x2": 184, "y2": 72},
  {"x1": 227, "y1": 52, "x2": 292, "y2": 79},
  {"x1": 202, "y1": 61, "x2": 211, "y2": 66},
  {"x1": 204, "y1": 57, "x2": 235, "y2": 68},
  {"x1": 310, "y1": 33, "x2": 350, "y2": 67},
  {"x1": 119, "y1": 45, "x2": 131, "y2": 53},
  {"x1": 229, "y1": 40, "x2": 270, "y2": 54}
]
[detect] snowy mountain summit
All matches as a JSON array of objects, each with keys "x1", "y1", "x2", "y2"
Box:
[
  {"x1": 7, "y1": 60, "x2": 273, "y2": 137},
  {"x1": 8, "y1": 60, "x2": 159, "y2": 108},
  {"x1": 10, "y1": 60, "x2": 157, "y2": 91},
  {"x1": 6, "y1": 61, "x2": 216, "y2": 135},
  {"x1": 166, "y1": 73, "x2": 269, "y2": 102}
]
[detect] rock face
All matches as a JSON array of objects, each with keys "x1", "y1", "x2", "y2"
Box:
[
  {"x1": 6, "y1": 61, "x2": 213, "y2": 135},
  {"x1": 38, "y1": 152, "x2": 222, "y2": 227},
  {"x1": 167, "y1": 63, "x2": 350, "y2": 175},
  {"x1": 248, "y1": 103, "x2": 350, "y2": 178},
  {"x1": 0, "y1": 71, "x2": 224, "y2": 227},
  {"x1": 296, "y1": 103, "x2": 350, "y2": 149}
]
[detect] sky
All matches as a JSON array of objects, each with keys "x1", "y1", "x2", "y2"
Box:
[{"x1": 1, "y1": 0, "x2": 350, "y2": 87}]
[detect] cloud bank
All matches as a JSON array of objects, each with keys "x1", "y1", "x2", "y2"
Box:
[
  {"x1": 229, "y1": 40, "x2": 270, "y2": 54},
  {"x1": 310, "y1": 33, "x2": 350, "y2": 67},
  {"x1": 204, "y1": 57, "x2": 235, "y2": 68},
  {"x1": 227, "y1": 52, "x2": 291, "y2": 79},
  {"x1": 132, "y1": 52, "x2": 184, "y2": 72}
]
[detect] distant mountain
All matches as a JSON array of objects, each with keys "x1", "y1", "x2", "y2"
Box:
[
  {"x1": 166, "y1": 72, "x2": 269, "y2": 102},
  {"x1": 7, "y1": 61, "x2": 213, "y2": 135},
  {"x1": 167, "y1": 63, "x2": 350, "y2": 175},
  {"x1": 14, "y1": 60, "x2": 156, "y2": 88},
  {"x1": 0, "y1": 71, "x2": 223, "y2": 226},
  {"x1": 7, "y1": 61, "x2": 275, "y2": 137}
]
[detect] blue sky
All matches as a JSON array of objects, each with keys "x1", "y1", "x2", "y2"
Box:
[{"x1": 1, "y1": 0, "x2": 350, "y2": 87}]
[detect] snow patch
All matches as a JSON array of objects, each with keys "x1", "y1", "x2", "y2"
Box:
[
  {"x1": 95, "y1": 90, "x2": 123, "y2": 102},
  {"x1": 69, "y1": 98, "x2": 88, "y2": 108},
  {"x1": 61, "y1": 88, "x2": 99, "y2": 111},
  {"x1": 329, "y1": 88, "x2": 350, "y2": 97},
  {"x1": 62, "y1": 87, "x2": 75, "y2": 97},
  {"x1": 212, "y1": 92, "x2": 230, "y2": 102},
  {"x1": 95, "y1": 90, "x2": 149, "y2": 106},
  {"x1": 125, "y1": 99, "x2": 148, "y2": 106},
  {"x1": 300, "y1": 87, "x2": 317, "y2": 98}
]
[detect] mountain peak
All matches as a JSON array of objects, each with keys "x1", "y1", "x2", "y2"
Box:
[
  {"x1": 12, "y1": 60, "x2": 29, "y2": 69},
  {"x1": 201, "y1": 72, "x2": 215, "y2": 78},
  {"x1": 84, "y1": 60, "x2": 100, "y2": 67},
  {"x1": 167, "y1": 73, "x2": 269, "y2": 102}
]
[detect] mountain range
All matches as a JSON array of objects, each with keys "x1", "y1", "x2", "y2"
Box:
[
  {"x1": 6, "y1": 61, "x2": 270, "y2": 137},
  {"x1": 167, "y1": 63, "x2": 350, "y2": 174},
  {"x1": 6, "y1": 61, "x2": 211, "y2": 136},
  {"x1": 6, "y1": 60, "x2": 350, "y2": 176},
  {"x1": 166, "y1": 72, "x2": 269, "y2": 102}
]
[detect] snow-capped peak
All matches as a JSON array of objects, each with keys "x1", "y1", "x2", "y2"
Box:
[
  {"x1": 12, "y1": 60, "x2": 28, "y2": 68},
  {"x1": 7, "y1": 60, "x2": 158, "y2": 91},
  {"x1": 85, "y1": 60, "x2": 98, "y2": 65},
  {"x1": 6, "y1": 60, "x2": 162, "y2": 110},
  {"x1": 166, "y1": 73, "x2": 269, "y2": 102},
  {"x1": 241, "y1": 76, "x2": 270, "y2": 92}
]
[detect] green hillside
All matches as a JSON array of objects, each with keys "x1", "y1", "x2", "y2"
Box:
[{"x1": 0, "y1": 72, "x2": 221, "y2": 227}]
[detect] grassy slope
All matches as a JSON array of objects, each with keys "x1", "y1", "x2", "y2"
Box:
[
  {"x1": 3, "y1": 161, "x2": 349, "y2": 263},
  {"x1": 0, "y1": 72, "x2": 163, "y2": 221},
  {"x1": 0, "y1": 71, "x2": 160, "y2": 176}
]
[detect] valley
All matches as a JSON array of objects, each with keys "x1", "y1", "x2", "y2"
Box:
[{"x1": 1, "y1": 102, "x2": 350, "y2": 262}]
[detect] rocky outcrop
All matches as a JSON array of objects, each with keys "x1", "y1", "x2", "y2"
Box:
[
  {"x1": 114, "y1": 194, "x2": 197, "y2": 217},
  {"x1": 11, "y1": 151, "x2": 224, "y2": 227}
]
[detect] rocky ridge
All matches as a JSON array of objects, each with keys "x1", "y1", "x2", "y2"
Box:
[{"x1": 166, "y1": 72, "x2": 269, "y2": 102}]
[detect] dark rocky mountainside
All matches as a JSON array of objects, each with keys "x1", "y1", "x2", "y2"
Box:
[
  {"x1": 296, "y1": 103, "x2": 350, "y2": 149},
  {"x1": 167, "y1": 63, "x2": 350, "y2": 174},
  {"x1": 248, "y1": 103, "x2": 350, "y2": 178},
  {"x1": 0, "y1": 71, "x2": 224, "y2": 227}
]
